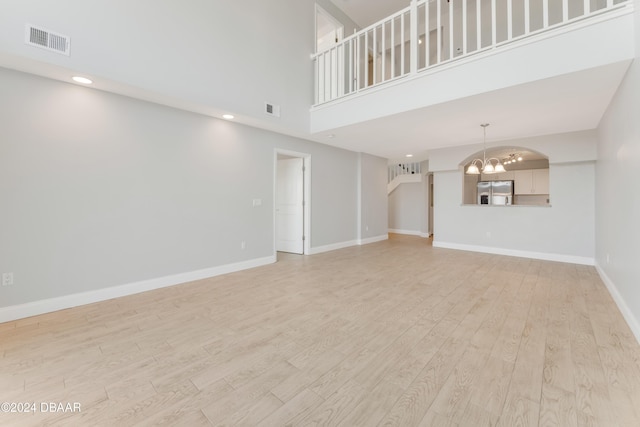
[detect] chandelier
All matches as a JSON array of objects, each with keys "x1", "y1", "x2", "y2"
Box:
[{"x1": 465, "y1": 123, "x2": 505, "y2": 175}]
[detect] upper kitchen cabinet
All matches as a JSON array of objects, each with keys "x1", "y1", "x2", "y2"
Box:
[
  {"x1": 514, "y1": 169, "x2": 550, "y2": 195},
  {"x1": 480, "y1": 171, "x2": 515, "y2": 181}
]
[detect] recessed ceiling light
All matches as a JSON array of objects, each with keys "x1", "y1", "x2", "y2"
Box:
[
  {"x1": 406, "y1": 154, "x2": 413, "y2": 158},
  {"x1": 72, "y1": 76, "x2": 92, "y2": 84},
  {"x1": 222, "y1": 114, "x2": 234, "y2": 120},
  {"x1": 328, "y1": 134, "x2": 336, "y2": 139}
]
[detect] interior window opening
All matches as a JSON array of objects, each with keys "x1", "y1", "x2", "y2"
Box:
[{"x1": 461, "y1": 147, "x2": 550, "y2": 206}]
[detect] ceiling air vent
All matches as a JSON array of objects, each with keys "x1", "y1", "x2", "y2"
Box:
[
  {"x1": 25, "y1": 24, "x2": 70, "y2": 56},
  {"x1": 265, "y1": 102, "x2": 280, "y2": 118}
]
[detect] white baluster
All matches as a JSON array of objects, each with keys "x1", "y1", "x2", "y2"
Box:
[
  {"x1": 477, "y1": 0, "x2": 482, "y2": 50},
  {"x1": 425, "y1": 0, "x2": 430, "y2": 66},
  {"x1": 382, "y1": 22, "x2": 386, "y2": 82},
  {"x1": 364, "y1": 32, "x2": 369, "y2": 87},
  {"x1": 348, "y1": 39, "x2": 353, "y2": 94},
  {"x1": 507, "y1": 0, "x2": 513, "y2": 39},
  {"x1": 543, "y1": 0, "x2": 549, "y2": 28},
  {"x1": 437, "y1": 0, "x2": 442, "y2": 63},
  {"x1": 318, "y1": 54, "x2": 324, "y2": 103},
  {"x1": 410, "y1": 0, "x2": 418, "y2": 74},
  {"x1": 373, "y1": 26, "x2": 377, "y2": 84},
  {"x1": 491, "y1": 0, "x2": 497, "y2": 46},
  {"x1": 463, "y1": 0, "x2": 467, "y2": 54},
  {"x1": 525, "y1": 0, "x2": 530, "y2": 34},
  {"x1": 449, "y1": 0, "x2": 454, "y2": 59},
  {"x1": 400, "y1": 12, "x2": 405, "y2": 75},
  {"x1": 329, "y1": 48, "x2": 334, "y2": 100},
  {"x1": 391, "y1": 18, "x2": 395, "y2": 79}
]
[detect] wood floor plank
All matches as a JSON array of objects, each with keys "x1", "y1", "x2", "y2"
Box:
[
  {"x1": 1, "y1": 234, "x2": 639, "y2": 426},
  {"x1": 291, "y1": 379, "x2": 366, "y2": 426},
  {"x1": 336, "y1": 379, "x2": 404, "y2": 427},
  {"x1": 256, "y1": 389, "x2": 323, "y2": 427},
  {"x1": 200, "y1": 360, "x2": 298, "y2": 425},
  {"x1": 497, "y1": 395, "x2": 539, "y2": 427},
  {"x1": 542, "y1": 278, "x2": 575, "y2": 393}
]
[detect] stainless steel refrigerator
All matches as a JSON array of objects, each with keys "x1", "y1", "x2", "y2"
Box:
[{"x1": 477, "y1": 180, "x2": 514, "y2": 205}]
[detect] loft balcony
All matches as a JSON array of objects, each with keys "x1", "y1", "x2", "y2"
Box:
[{"x1": 310, "y1": 0, "x2": 634, "y2": 142}]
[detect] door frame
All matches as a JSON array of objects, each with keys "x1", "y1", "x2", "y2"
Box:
[
  {"x1": 274, "y1": 149, "x2": 311, "y2": 255},
  {"x1": 315, "y1": 4, "x2": 344, "y2": 53}
]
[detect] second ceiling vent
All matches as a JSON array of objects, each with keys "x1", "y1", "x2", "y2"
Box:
[{"x1": 265, "y1": 102, "x2": 280, "y2": 118}]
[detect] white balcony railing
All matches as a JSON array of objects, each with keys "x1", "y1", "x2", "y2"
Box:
[{"x1": 312, "y1": 0, "x2": 630, "y2": 106}]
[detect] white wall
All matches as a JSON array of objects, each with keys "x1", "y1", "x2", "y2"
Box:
[
  {"x1": 431, "y1": 131, "x2": 596, "y2": 264},
  {"x1": 0, "y1": 68, "x2": 362, "y2": 311},
  {"x1": 595, "y1": 0, "x2": 640, "y2": 339},
  {"x1": 358, "y1": 153, "x2": 389, "y2": 241},
  {"x1": 0, "y1": 0, "x2": 318, "y2": 137},
  {"x1": 389, "y1": 182, "x2": 426, "y2": 236}
]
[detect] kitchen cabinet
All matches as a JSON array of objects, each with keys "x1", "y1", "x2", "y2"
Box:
[
  {"x1": 480, "y1": 171, "x2": 515, "y2": 181},
  {"x1": 514, "y1": 169, "x2": 549, "y2": 194}
]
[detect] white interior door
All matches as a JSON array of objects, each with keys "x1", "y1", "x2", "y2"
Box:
[{"x1": 276, "y1": 158, "x2": 304, "y2": 254}]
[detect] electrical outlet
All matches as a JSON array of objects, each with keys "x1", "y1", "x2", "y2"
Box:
[
  {"x1": 240, "y1": 241, "x2": 246, "y2": 250},
  {"x1": 485, "y1": 231, "x2": 491, "y2": 238},
  {"x1": 606, "y1": 253, "x2": 610, "y2": 264},
  {"x1": 2, "y1": 273, "x2": 14, "y2": 286}
]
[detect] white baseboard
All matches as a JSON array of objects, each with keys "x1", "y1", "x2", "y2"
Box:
[
  {"x1": 388, "y1": 229, "x2": 430, "y2": 238},
  {"x1": 432, "y1": 241, "x2": 595, "y2": 266},
  {"x1": 0, "y1": 255, "x2": 276, "y2": 324},
  {"x1": 595, "y1": 263, "x2": 640, "y2": 345},
  {"x1": 308, "y1": 240, "x2": 358, "y2": 255},
  {"x1": 358, "y1": 234, "x2": 389, "y2": 245},
  {"x1": 309, "y1": 234, "x2": 390, "y2": 255}
]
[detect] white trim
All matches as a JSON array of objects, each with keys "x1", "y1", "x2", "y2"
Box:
[
  {"x1": 308, "y1": 240, "x2": 358, "y2": 255},
  {"x1": 0, "y1": 255, "x2": 276, "y2": 324},
  {"x1": 358, "y1": 234, "x2": 389, "y2": 245},
  {"x1": 389, "y1": 229, "x2": 429, "y2": 238},
  {"x1": 595, "y1": 263, "x2": 640, "y2": 344},
  {"x1": 432, "y1": 241, "x2": 594, "y2": 265},
  {"x1": 309, "y1": 235, "x2": 389, "y2": 255}
]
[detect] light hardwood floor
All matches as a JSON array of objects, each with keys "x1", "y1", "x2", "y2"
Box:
[{"x1": 2, "y1": 234, "x2": 640, "y2": 426}]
